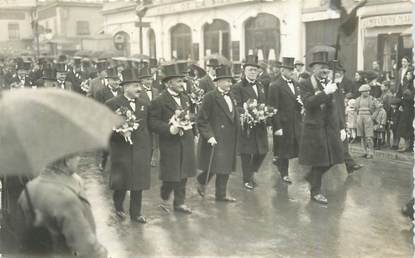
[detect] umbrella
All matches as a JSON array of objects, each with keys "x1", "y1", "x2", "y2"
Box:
[
  {"x1": 0, "y1": 89, "x2": 122, "y2": 176},
  {"x1": 203, "y1": 53, "x2": 231, "y2": 66}
]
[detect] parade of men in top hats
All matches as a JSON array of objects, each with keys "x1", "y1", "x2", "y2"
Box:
[{"x1": 0, "y1": 0, "x2": 413, "y2": 257}]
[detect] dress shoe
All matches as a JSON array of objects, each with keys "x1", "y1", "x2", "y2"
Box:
[
  {"x1": 244, "y1": 182, "x2": 254, "y2": 190},
  {"x1": 174, "y1": 204, "x2": 192, "y2": 214},
  {"x1": 115, "y1": 211, "x2": 127, "y2": 220},
  {"x1": 311, "y1": 193, "x2": 328, "y2": 205},
  {"x1": 197, "y1": 183, "x2": 206, "y2": 197},
  {"x1": 281, "y1": 176, "x2": 292, "y2": 184},
  {"x1": 131, "y1": 215, "x2": 147, "y2": 224},
  {"x1": 216, "y1": 196, "x2": 236, "y2": 202},
  {"x1": 159, "y1": 199, "x2": 170, "y2": 213}
]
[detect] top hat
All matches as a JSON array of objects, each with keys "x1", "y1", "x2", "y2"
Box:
[
  {"x1": 120, "y1": 69, "x2": 140, "y2": 86},
  {"x1": 73, "y1": 56, "x2": 82, "y2": 66},
  {"x1": 243, "y1": 55, "x2": 260, "y2": 68},
  {"x1": 232, "y1": 62, "x2": 242, "y2": 75},
  {"x1": 16, "y1": 61, "x2": 31, "y2": 71},
  {"x1": 280, "y1": 57, "x2": 295, "y2": 69},
  {"x1": 206, "y1": 58, "x2": 220, "y2": 67},
  {"x1": 160, "y1": 63, "x2": 185, "y2": 82},
  {"x1": 213, "y1": 65, "x2": 233, "y2": 82},
  {"x1": 58, "y1": 54, "x2": 67, "y2": 63},
  {"x1": 149, "y1": 58, "x2": 158, "y2": 68},
  {"x1": 96, "y1": 60, "x2": 108, "y2": 72},
  {"x1": 309, "y1": 51, "x2": 329, "y2": 67},
  {"x1": 41, "y1": 65, "x2": 56, "y2": 81},
  {"x1": 105, "y1": 67, "x2": 119, "y2": 79},
  {"x1": 55, "y1": 62, "x2": 68, "y2": 73},
  {"x1": 137, "y1": 66, "x2": 152, "y2": 80}
]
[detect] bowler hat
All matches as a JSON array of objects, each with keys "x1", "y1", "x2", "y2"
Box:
[
  {"x1": 160, "y1": 62, "x2": 185, "y2": 82},
  {"x1": 243, "y1": 54, "x2": 260, "y2": 68},
  {"x1": 309, "y1": 51, "x2": 329, "y2": 67},
  {"x1": 213, "y1": 65, "x2": 233, "y2": 82},
  {"x1": 280, "y1": 57, "x2": 295, "y2": 69},
  {"x1": 120, "y1": 69, "x2": 140, "y2": 86}
]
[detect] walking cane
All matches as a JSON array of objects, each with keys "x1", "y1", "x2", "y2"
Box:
[{"x1": 204, "y1": 145, "x2": 216, "y2": 188}]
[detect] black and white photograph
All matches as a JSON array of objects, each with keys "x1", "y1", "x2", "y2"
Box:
[{"x1": 0, "y1": 0, "x2": 414, "y2": 257}]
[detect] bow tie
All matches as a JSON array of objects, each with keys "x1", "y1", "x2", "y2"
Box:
[
  {"x1": 285, "y1": 79, "x2": 293, "y2": 84},
  {"x1": 248, "y1": 82, "x2": 256, "y2": 87}
]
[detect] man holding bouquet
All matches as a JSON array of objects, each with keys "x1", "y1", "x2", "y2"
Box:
[
  {"x1": 105, "y1": 68, "x2": 152, "y2": 223},
  {"x1": 232, "y1": 54, "x2": 268, "y2": 190},
  {"x1": 196, "y1": 65, "x2": 239, "y2": 202},
  {"x1": 148, "y1": 62, "x2": 196, "y2": 214},
  {"x1": 267, "y1": 57, "x2": 303, "y2": 184}
]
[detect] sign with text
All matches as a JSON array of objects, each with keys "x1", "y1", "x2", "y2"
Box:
[
  {"x1": 362, "y1": 13, "x2": 412, "y2": 29},
  {"x1": 0, "y1": 0, "x2": 36, "y2": 8}
]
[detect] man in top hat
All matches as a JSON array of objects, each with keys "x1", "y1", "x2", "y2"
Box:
[
  {"x1": 231, "y1": 54, "x2": 268, "y2": 190},
  {"x1": 267, "y1": 57, "x2": 302, "y2": 184},
  {"x1": 9, "y1": 60, "x2": 33, "y2": 90},
  {"x1": 88, "y1": 60, "x2": 108, "y2": 98},
  {"x1": 148, "y1": 62, "x2": 196, "y2": 214},
  {"x1": 257, "y1": 61, "x2": 272, "y2": 100},
  {"x1": 54, "y1": 62, "x2": 73, "y2": 91},
  {"x1": 298, "y1": 51, "x2": 345, "y2": 205},
  {"x1": 269, "y1": 60, "x2": 282, "y2": 83},
  {"x1": 35, "y1": 64, "x2": 56, "y2": 88},
  {"x1": 95, "y1": 67, "x2": 122, "y2": 104},
  {"x1": 150, "y1": 58, "x2": 163, "y2": 91},
  {"x1": 105, "y1": 68, "x2": 152, "y2": 223},
  {"x1": 196, "y1": 65, "x2": 239, "y2": 202},
  {"x1": 198, "y1": 58, "x2": 219, "y2": 94},
  {"x1": 332, "y1": 62, "x2": 363, "y2": 174}
]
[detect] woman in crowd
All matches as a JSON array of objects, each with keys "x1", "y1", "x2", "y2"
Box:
[{"x1": 397, "y1": 69, "x2": 414, "y2": 152}]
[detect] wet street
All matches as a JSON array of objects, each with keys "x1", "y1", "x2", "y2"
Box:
[{"x1": 78, "y1": 153, "x2": 413, "y2": 258}]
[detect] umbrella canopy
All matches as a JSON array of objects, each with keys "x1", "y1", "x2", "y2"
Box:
[
  {"x1": 0, "y1": 89, "x2": 122, "y2": 176},
  {"x1": 204, "y1": 53, "x2": 231, "y2": 66}
]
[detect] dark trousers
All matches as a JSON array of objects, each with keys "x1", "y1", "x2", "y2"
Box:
[
  {"x1": 305, "y1": 166, "x2": 331, "y2": 196},
  {"x1": 343, "y1": 140, "x2": 357, "y2": 172},
  {"x1": 197, "y1": 171, "x2": 230, "y2": 199},
  {"x1": 240, "y1": 153, "x2": 266, "y2": 183},
  {"x1": 275, "y1": 158, "x2": 289, "y2": 178},
  {"x1": 160, "y1": 178, "x2": 187, "y2": 207},
  {"x1": 113, "y1": 190, "x2": 142, "y2": 218}
]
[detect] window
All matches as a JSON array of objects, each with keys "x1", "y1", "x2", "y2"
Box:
[
  {"x1": 203, "y1": 19, "x2": 231, "y2": 59},
  {"x1": 170, "y1": 23, "x2": 192, "y2": 60},
  {"x1": 76, "y1": 21, "x2": 90, "y2": 36},
  {"x1": 8, "y1": 23, "x2": 20, "y2": 40}
]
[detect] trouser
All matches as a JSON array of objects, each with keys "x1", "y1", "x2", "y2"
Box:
[
  {"x1": 361, "y1": 137, "x2": 374, "y2": 155},
  {"x1": 160, "y1": 178, "x2": 187, "y2": 207},
  {"x1": 392, "y1": 129, "x2": 400, "y2": 147},
  {"x1": 197, "y1": 171, "x2": 230, "y2": 199},
  {"x1": 305, "y1": 166, "x2": 331, "y2": 196},
  {"x1": 240, "y1": 153, "x2": 266, "y2": 183},
  {"x1": 113, "y1": 190, "x2": 142, "y2": 218},
  {"x1": 343, "y1": 140, "x2": 357, "y2": 172},
  {"x1": 275, "y1": 158, "x2": 289, "y2": 178}
]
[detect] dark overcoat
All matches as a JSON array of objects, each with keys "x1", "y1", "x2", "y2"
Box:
[
  {"x1": 267, "y1": 76, "x2": 302, "y2": 159},
  {"x1": 298, "y1": 75, "x2": 344, "y2": 167},
  {"x1": 106, "y1": 95, "x2": 151, "y2": 190},
  {"x1": 95, "y1": 86, "x2": 122, "y2": 104},
  {"x1": 148, "y1": 90, "x2": 197, "y2": 182},
  {"x1": 231, "y1": 78, "x2": 268, "y2": 154},
  {"x1": 197, "y1": 89, "x2": 240, "y2": 174},
  {"x1": 88, "y1": 77, "x2": 105, "y2": 98},
  {"x1": 198, "y1": 75, "x2": 215, "y2": 93}
]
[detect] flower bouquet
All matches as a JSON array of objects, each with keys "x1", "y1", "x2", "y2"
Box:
[
  {"x1": 169, "y1": 108, "x2": 195, "y2": 136},
  {"x1": 114, "y1": 106, "x2": 140, "y2": 144},
  {"x1": 240, "y1": 98, "x2": 277, "y2": 135},
  {"x1": 189, "y1": 84, "x2": 205, "y2": 106},
  {"x1": 80, "y1": 79, "x2": 90, "y2": 93}
]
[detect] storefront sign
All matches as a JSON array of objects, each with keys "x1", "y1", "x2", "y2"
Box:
[
  {"x1": 146, "y1": 0, "x2": 255, "y2": 16},
  {"x1": 362, "y1": 13, "x2": 412, "y2": 28}
]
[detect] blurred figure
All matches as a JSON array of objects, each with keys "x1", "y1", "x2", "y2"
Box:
[
  {"x1": 396, "y1": 56, "x2": 411, "y2": 95},
  {"x1": 372, "y1": 101, "x2": 387, "y2": 149},
  {"x1": 389, "y1": 100, "x2": 401, "y2": 149},
  {"x1": 346, "y1": 99, "x2": 357, "y2": 142},
  {"x1": 17, "y1": 154, "x2": 108, "y2": 257},
  {"x1": 198, "y1": 58, "x2": 218, "y2": 94},
  {"x1": 397, "y1": 69, "x2": 414, "y2": 152}
]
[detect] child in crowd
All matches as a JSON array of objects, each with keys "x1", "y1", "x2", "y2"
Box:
[
  {"x1": 355, "y1": 84, "x2": 377, "y2": 158},
  {"x1": 389, "y1": 100, "x2": 401, "y2": 149},
  {"x1": 346, "y1": 98, "x2": 357, "y2": 142},
  {"x1": 372, "y1": 101, "x2": 387, "y2": 149}
]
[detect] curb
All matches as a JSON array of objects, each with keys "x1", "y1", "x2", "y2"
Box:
[{"x1": 348, "y1": 144, "x2": 413, "y2": 163}]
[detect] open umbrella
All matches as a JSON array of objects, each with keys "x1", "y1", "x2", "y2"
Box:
[
  {"x1": 0, "y1": 89, "x2": 122, "y2": 176},
  {"x1": 204, "y1": 53, "x2": 231, "y2": 66}
]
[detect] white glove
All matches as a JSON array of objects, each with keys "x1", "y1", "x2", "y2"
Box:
[
  {"x1": 207, "y1": 137, "x2": 217, "y2": 146},
  {"x1": 274, "y1": 129, "x2": 283, "y2": 136},
  {"x1": 340, "y1": 129, "x2": 347, "y2": 142},
  {"x1": 169, "y1": 125, "x2": 179, "y2": 135},
  {"x1": 323, "y1": 83, "x2": 337, "y2": 95}
]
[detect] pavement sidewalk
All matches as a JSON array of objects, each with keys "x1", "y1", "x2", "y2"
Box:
[{"x1": 348, "y1": 143, "x2": 413, "y2": 164}]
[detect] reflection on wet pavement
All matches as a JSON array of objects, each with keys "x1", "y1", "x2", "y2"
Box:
[{"x1": 78, "y1": 153, "x2": 413, "y2": 258}]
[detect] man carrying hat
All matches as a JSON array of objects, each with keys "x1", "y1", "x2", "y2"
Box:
[
  {"x1": 105, "y1": 68, "x2": 152, "y2": 223},
  {"x1": 299, "y1": 51, "x2": 345, "y2": 205},
  {"x1": 196, "y1": 65, "x2": 239, "y2": 202},
  {"x1": 198, "y1": 58, "x2": 219, "y2": 94},
  {"x1": 148, "y1": 62, "x2": 196, "y2": 214},
  {"x1": 268, "y1": 57, "x2": 302, "y2": 184},
  {"x1": 232, "y1": 54, "x2": 268, "y2": 190}
]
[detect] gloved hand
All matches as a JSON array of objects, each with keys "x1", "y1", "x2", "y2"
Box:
[
  {"x1": 340, "y1": 129, "x2": 347, "y2": 142},
  {"x1": 323, "y1": 82, "x2": 337, "y2": 95},
  {"x1": 274, "y1": 129, "x2": 283, "y2": 136},
  {"x1": 207, "y1": 137, "x2": 217, "y2": 146},
  {"x1": 170, "y1": 125, "x2": 179, "y2": 135}
]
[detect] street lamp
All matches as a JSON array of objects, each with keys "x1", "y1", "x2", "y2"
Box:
[{"x1": 136, "y1": 1, "x2": 149, "y2": 55}]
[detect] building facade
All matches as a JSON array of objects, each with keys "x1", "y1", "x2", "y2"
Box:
[
  {"x1": 103, "y1": 0, "x2": 304, "y2": 66},
  {"x1": 37, "y1": 0, "x2": 105, "y2": 55}
]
